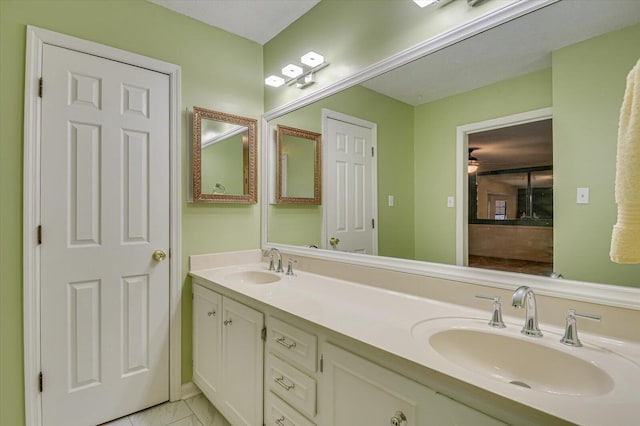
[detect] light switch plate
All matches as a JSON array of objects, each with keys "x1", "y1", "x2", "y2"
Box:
[
  {"x1": 447, "y1": 196, "x2": 455, "y2": 208},
  {"x1": 388, "y1": 195, "x2": 394, "y2": 207},
  {"x1": 577, "y1": 187, "x2": 589, "y2": 204}
]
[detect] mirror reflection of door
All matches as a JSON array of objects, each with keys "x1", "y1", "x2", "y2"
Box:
[
  {"x1": 324, "y1": 111, "x2": 378, "y2": 255},
  {"x1": 467, "y1": 119, "x2": 553, "y2": 276}
]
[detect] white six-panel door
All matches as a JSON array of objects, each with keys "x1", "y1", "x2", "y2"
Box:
[
  {"x1": 40, "y1": 44, "x2": 170, "y2": 426},
  {"x1": 325, "y1": 116, "x2": 377, "y2": 254}
]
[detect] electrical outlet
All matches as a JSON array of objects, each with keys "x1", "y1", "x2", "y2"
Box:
[
  {"x1": 577, "y1": 187, "x2": 589, "y2": 204},
  {"x1": 388, "y1": 195, "x2": 394, "y2": 207}
]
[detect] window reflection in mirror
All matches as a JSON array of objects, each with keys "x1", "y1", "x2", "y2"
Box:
[
  {"x1": 276, "y1": 125, "x2": 321, "y2": 205},
  {"x1": 191, "y1": 106, "x2": 257, "y2": 203}
]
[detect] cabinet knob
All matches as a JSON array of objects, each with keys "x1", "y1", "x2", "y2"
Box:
[
  {"x1": 207, "y1": 311, "x2": 216, "y2": 317},
  {"x1": 390, "y1": 410, "x2": 407, "y2": 426},
  {"x1": 224, "y1": 319, "x2": 232, "y2": 326},
  {"x1": 275, "y1": 416, "x2": 286, "y2": 426}
]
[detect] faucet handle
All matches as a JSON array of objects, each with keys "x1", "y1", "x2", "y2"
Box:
[
  {"x1": 286, "y1": 259, "x2": 298, "y2": 276},
  {"x1": 560, "y1": 309, "x2": 601, "y2": 347},
  {"x1": 475, "y1": 295, "x2": 506, "y2": 328}
]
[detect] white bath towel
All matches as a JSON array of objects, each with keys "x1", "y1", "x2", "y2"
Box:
[{"x1": 611, "y1": 58, "x2": 640, "y2": 264}]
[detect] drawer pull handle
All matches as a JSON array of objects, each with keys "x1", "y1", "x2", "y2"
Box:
[
  {"x1": 224, "y1": 319, "x2": 232, "y2": 326},
  {"x1": 275, "y1": 416, "x2": 286, "y2": 426},
  {"x1": 276, "y1": 336, "x2": 297, "y2": 349},
  {"x1": 207, "y1": 311, "x2": 216, "y2": 317},
  {"x1": 274, "y1": 376, "x2": 295, "y2": 391}
]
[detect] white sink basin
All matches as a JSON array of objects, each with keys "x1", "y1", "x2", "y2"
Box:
[
  {"x1": 224, "y1": 270, "x2": 281, "y2": 285},
  {"x1": 412, "y1": 317, "x2": 639, "y2": 398},
  {"x1": 429, "y1": 328, "x2": 613, "y2": 396}
]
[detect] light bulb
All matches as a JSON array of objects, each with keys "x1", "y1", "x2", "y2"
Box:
[
  {"x1": 301, "y1": 51, "x2": 325, "y2": 67},
  {"x1": 265, "y1": 75, "x2": 285, "y2": 87},
  {"x1": 281, "y1": 64, "x2": 303, "y2": 78}
]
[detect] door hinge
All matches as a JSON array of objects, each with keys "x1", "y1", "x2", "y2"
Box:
[
  {"x1": 371, "y1": 218, "x2": 375, "y2": 229},
  {"x1": 38, "y1": 78, "x2": 43, "y2": 98},
  {"x1": 371, "y1": 146, "x2": 375, "y2": 157},
  {"x1": 320, "y1": 354, "x2": 324, "y2": 373},
  {"x1": 261, "y1": 327, "x2": 267, "y2": 341},
  {"x1": 39, "y1": 372, "x2": 43, "y2": 392},
  {"x1": 37, "y1": 225, "x2": 42, "y2": 245}
]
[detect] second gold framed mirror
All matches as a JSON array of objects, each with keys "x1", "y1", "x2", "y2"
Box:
[{"x1": 276, "y1": 125, "x2": 321, "y2": 205}]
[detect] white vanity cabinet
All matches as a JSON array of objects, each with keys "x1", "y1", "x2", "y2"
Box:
[
  {"x1": 321, "y1": 342, "x2": 505, "y2": 426},
  {"x1": 192, "y1": 283, "x2": 264, "y2": 426}
]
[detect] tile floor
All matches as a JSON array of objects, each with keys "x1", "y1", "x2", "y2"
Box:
[{"x1": 101, "y1": 393, "x2": 231, "y2": 426}]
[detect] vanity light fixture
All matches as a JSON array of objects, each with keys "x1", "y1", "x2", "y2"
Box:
[{"x1": 264, "y1": 50, "x2": 329, "y2": 90}]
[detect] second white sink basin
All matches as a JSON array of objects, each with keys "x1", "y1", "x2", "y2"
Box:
[
  {"x1": 412, "y1": 317, "x2": 639, "y2": 399},
  {"x1": 224, "y1": 270, "x2": 281, "y2": 285},
  {"x1": 429, "y1": 328, "x2": 613, "y2": 396}
]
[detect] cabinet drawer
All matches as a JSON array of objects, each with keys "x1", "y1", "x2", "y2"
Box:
[
  {"x1": 267, "y1": 354, "x2": 317, "y2": 418},
  {"x1": 268, "y1": 317, "x2": 317, "y2": 372},
  {"x1": 265, "y1": 391, "x2": 315, "y2": 426}
]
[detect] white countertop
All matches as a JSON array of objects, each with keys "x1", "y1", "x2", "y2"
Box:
[{"x1": 190, "y1": 262, "x2": 640, "y2": 426}]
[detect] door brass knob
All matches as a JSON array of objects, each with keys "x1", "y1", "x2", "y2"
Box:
[
  {"x1": 329, "y1": 237, "x2": 340, "y2": 248},
  {"x1": 152, "y1": 250, "x2": 167, "y2": 262}
]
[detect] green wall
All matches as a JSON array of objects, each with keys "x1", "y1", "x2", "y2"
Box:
[
  {"x1": 552, "y1": 23, "x2": 640, "y2": 286},
  {"x1": 268, "y1": 85, "x2": 415, "y2": 259},
  {"x1": 263, "y1": 0, "x2": 511, "y2": 110},
  {"x1": 413, "y1": 68, "x2": 553, "y2": 264},
  {"x1": 0, "y1": 1, "x2": 262, "y2": 424}
]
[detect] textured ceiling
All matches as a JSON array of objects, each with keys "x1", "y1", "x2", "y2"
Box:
[{"x1": 147, "y1": 0, "x2": 320, "y2": 45}]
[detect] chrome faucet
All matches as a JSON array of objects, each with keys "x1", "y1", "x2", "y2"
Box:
[
  {"x1": 264, "y1": 248, "x2": 284, "y2": 273},
  {"x1": 511, "y1": 286, "x2": 543, "y2": 337}
]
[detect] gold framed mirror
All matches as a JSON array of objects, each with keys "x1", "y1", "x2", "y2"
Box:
[
  {"x1": 276, "y1": 125, "x2": 321, "y2": 205},
  {"x1": 192, "y1": 106, "x2": 257, "y2": 203}
]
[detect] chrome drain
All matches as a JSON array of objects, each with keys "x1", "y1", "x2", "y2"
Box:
[{"x1": 509, "y1": 380, "x2": 531, "y2": 389}]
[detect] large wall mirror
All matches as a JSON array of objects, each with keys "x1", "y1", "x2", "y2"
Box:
[
  {"x1": 275, "y1": 125, "x2": 321, "y2": 204},
  {"x1": 263, "y1": 0, "x2": 640, "y2": 289},
  {"x1": 192, "y1": 106, "x2": 257, "y2": 203}
]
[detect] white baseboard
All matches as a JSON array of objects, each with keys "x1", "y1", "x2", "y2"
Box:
[{"x1": 180, "y1": 382, "x2": 201, "y2": 400}]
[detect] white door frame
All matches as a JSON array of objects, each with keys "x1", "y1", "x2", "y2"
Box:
[
  {"x1": 321, "y1": 109, "x2": 378, "y2": 254},
  {"x1": 23, "y1": 26, "x2": 182, "y2": 426},
  {"x1": 455, "y1": 107, "x2": 553, "y2": 266}
]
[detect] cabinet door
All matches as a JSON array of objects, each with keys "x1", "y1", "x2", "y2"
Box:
[
  {"x1": 222, "y1": 297, "x2": 264, "y2": 426},
  {"x1": 322, "y1": 343, "x2": 429, "y2": 426},
  {"x1": 192, "y1": 284, "x2": 222, "y2": 401},
  {"x1": 321, "y1": 343, "x2": 503, "y2": 426}
]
